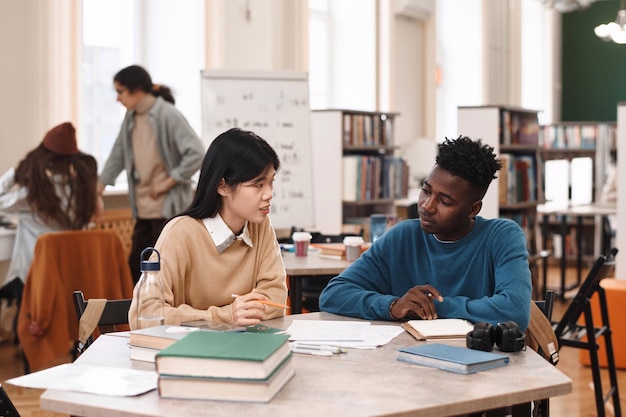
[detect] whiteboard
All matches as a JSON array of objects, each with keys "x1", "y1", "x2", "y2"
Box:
[{"x1": 200, "y1": 70, "x2": 314, "y2": 230}]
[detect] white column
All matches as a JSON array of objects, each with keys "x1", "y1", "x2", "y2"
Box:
[{"x1": 616, "y1": 103, "x2": 626, "y2": 279}]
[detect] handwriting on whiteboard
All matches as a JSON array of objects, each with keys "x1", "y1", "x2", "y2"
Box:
[{"x1": 201, "y1": 72, "x2": 314, "y2": 228}]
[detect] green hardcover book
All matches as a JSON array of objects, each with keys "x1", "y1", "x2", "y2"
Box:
[{"x1": 156, "y1": 331, "x2": 291, "y2": 380}]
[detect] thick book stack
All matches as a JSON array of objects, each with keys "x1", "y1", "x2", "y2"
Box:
[{"x1": 155, "y1": 331, "x2": 295, "y2": 402}]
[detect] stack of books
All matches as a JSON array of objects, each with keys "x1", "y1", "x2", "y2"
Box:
[
  {"x1": 129, "y1": 322, "x2": 247, "y2": 362},
  {"x1": 155, "y1": 331, "x2": 295, "y2": 402}
]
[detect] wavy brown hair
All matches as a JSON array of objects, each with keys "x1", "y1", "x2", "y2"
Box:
[{"x1": 14, "y1": 144, "x2": 98, "y2": 229}]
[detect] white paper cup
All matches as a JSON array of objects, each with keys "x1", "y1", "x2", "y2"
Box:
[
  {"x1": 292, "y1": 232, "x2": 312, "y2": 256},
  {"x1": 343, "y1": 236, "x2": 364, "y2": 261}
]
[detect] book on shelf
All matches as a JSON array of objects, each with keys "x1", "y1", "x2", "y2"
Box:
[
  {"x1": 401, "y1": 318, "x2": 474, "y2": 341},
  {"x1": 155, "y1": 331, "x2": 291, "y2": 379},
  {"x1": 342, "y1": 156, "x2": 359, "y2": 201},
  {"x1": 129, "y1": 325, "x2": 198, "y2": 350},
  {"x1": 158, "y1": 356, "x2": 295, "y2": 402},
  {"x1": 397, "y1": 343, "x2": 509, "y2": 374},
  {"x1": 498, "y1": 154, "x2": 510, "y2": 206},
  {"x1": 342, "y1": 113, "x2": 352, "y2": 145}
]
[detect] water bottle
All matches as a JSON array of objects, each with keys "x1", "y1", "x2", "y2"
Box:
[{"x1": 136, "y1": 247, "x2": 165, "y2": 329}]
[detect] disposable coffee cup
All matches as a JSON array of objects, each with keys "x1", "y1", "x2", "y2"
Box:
[
  {"x1": 344, "y1": 236, "x2": 364, "y2": 261},
  {"x1": 292, "y1": 232, "x2": 312, "y2": 256}
]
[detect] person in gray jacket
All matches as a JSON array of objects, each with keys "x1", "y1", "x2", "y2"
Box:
[{"x1": 99, "y1": 65, "x2": 204, "y2": 283}]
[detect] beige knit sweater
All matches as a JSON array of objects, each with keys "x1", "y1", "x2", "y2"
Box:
[{"x1": 128, "y1": 215, "x2": 287, "y2": 328}]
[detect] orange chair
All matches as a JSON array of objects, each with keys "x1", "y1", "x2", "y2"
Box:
[
  {"x1": 579, "y1": 278, "x2": 626, "y2": 369},
  {"x1": 17, "y1": 230, "x2": 134, "y2": 372}
]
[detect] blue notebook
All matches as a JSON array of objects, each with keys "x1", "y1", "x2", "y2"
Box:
[{"x1": 397, "y1": 343, "x2": 509, "y2": 374}]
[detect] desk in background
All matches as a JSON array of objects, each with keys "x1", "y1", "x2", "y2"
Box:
[
  {"x1": 538, "y1": 203, "x2": 616, "y2": 299},
  {"x1": 40, "y1": 312, "x2": 572, "y2": 417},
  {"x1": 282, "y1": 252, "x2": 351, "y2": 314}
]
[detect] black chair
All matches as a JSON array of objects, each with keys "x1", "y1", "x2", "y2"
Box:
[
  {"x1": 552, "y1": 247, "x2": 621, "y2": 417},
  {"x1": 535, "y1": 290, "x2": 556, "y2": 322},
  {"x1": 73, "y1": 290, "x2": 132, "y2": 358},
  {"x1": 0, "y1": 383, "x2": 21, "y2": 417},
  {"x1": 460, "y1": 291, "x2": 559, "y2": 417}
]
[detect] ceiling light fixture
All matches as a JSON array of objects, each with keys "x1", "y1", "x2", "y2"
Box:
[
  {"x1": 544, "y1": 0, "x2": 600, "y2": 13},
  {"x1": 594, "y1": 0, "x2": 626, "y2": 44}
]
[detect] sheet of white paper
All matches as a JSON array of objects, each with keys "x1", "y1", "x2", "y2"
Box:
[
  {"x1": 289, "y1": 324, "x2": 404, "y2": 349},
  {"x1": 287, "y1": 320, "x2": 370, "y2": 342},
  {"x1": 7, "y1": 363, "x2": 157, "y2": 396}
]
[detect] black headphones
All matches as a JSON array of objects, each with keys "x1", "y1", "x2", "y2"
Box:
[{"x1": 466, "y1": 321, "x2": 526, "y2": 352}]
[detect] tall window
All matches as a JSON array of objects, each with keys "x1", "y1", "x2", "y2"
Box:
[
  {"x1": 521, "y1": 0, "x2": 552, "y2": 125},
  {"x1": 81, "y1": 0, "x2": 136, "y2": 177},
  {"x1": 309, "y1": 0, "x2": 331, "y2": 109},
  {"x1": 309, "y1": 0, "x2": 376, "y2": 111},
  {"x1": 81, "y1": 0, "x2": 204, "y2": 188}
]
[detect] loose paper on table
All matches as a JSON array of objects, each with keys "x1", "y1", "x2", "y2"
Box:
[
  {"x1": 7, "y1": 363, "x2": 157, "y2": 396},
  {"x1": 286, "y1": 320, "x2": 404, "y2": 349}
]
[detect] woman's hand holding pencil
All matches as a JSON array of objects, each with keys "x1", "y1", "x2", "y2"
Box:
[{"x1": 231, "y1": 294, "x2": 290, "y2": 310}]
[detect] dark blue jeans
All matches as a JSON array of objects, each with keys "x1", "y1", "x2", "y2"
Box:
[{"x1": 129, "y1": 218, "x2": 167, "y2": 284}]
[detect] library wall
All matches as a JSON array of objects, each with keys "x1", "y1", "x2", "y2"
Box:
[{"x1": 562, "y1": 0, "x2": 626, "y2": 122}]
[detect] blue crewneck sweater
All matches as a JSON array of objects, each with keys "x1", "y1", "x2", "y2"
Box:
[{"x1": 319, "y1": 216, "x2": 532, "y2": 330}]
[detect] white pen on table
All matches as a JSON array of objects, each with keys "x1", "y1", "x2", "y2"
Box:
[
  {"x1": 290, "y1": 342, "x2": 348, "y2": 354},
  {"x1": 291, "y1": 348, "x2": 333, "y2": 357}
]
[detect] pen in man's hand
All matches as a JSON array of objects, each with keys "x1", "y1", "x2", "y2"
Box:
[{"x1": 424, "y1": 291, "x2": 443, "y2": 302}]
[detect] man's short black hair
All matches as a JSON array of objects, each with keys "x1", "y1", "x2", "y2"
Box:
[{"x1": 435, "y1": 135, "x2": 502, "y2": 194}]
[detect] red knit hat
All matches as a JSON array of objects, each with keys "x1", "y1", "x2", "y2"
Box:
[{"x1": 42, "y1": 122, "x2": 79, "y2": 155}]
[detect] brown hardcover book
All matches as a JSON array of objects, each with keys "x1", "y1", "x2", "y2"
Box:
[
  {"x1": 311, "y1": 243, "x2": 370, "y2": 258},
  {"x1": 129, "y1": 325, "x2": 196, "y2": 350}
]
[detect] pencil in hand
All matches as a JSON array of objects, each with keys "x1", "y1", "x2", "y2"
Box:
[
  {"x1": 258, "y1": 299, "x2": 291, "y2": 310},
  {"x1": 231, "y1": 294, "x2": 290, "y2": 310}
]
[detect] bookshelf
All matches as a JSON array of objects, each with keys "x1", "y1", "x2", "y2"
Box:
[
  {"x1": 457, "y1": 106, "x2": 543, "y2": 296},
  {"x1": 540, "y1": 122, "x2": 615, "y2": 204},
  {"x1": 457, "y1": 106, "x2": 542, "y2": 220},
  {"x1": 310, "y1": 109, "x2": 409, "y2": 235},
  {"x1": 457, "y1": 108, "x2": 616, "y2": 268},
  {"x1": 539, "y1": 122, "x2": 616, "y2": 263}
]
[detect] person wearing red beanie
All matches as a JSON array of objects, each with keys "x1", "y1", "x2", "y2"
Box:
[
  {"x1": 0, "y1": 122, "x2": 102, "y2": 312},
  {"x1": 42, "y1": 122, "x2": 79, "y2": 155}
]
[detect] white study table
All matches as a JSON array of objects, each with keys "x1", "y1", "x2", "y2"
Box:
[
  {"x1": 40, "y1": 312, "x2": 572, "y2": 417},
  {"x1": 538, "y1": 202, "x2": 616, "y2": 299}
]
